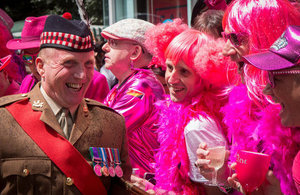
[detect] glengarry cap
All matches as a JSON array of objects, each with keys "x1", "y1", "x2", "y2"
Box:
[{"x1": 40, "y1": 15, "x2": 94, "y2": 52}]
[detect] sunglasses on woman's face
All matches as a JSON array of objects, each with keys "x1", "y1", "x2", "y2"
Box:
[
  {"x1": 222, "y1": 32, "x2": 248, "y2": 47},
  {"x1": 21, "y1": 50, "x2": 39, "y2": 65},
  {"x1": 268, "y1": 69, "x2": 300, "y2": 88}
]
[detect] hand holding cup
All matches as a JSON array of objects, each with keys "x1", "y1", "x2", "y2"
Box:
[
  {"x1": 195, "y1": 140, "x2": 229, "y2": 185},
  {"x1": 234, "y1": 150, "x2": 271, "y2": 194}
]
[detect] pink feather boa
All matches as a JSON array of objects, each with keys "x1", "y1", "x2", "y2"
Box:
[
  {"x1": 259, "y1": 103, "x2": 300, "y2": 195},
  {"x1": 221, "y1": 85, "x2": 262, "y2": 161},
  {"x1": 155, "y1": 97, "x2": 206, "y2": 194},
  {"x1": 221, "y1": 84, "x2": 300, "y2": 195}
]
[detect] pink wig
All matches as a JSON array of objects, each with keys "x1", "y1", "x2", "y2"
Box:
[
  {"x1": 165, "y1": 29, "x2": 237, "y2": 89},
  {"x1": 144, "y1": 18, "x2": 188, "y2": 70},
  {"x1": 223, "y1": 0, "x2": 300, "y2": 53},
  {"x1": 223, "y1": 0, "x2": 300, "y2": 104},
  {"x1": 165, "y1": 29, "x2": 237, "y2": 131}
]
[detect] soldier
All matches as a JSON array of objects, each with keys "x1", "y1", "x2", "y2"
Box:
[
  {"x1": 0, "y1": 15, "x2": 131, "y2": 194},
  {"x1": 7, "y1": 15, "x2": 109, "y2": 103}
]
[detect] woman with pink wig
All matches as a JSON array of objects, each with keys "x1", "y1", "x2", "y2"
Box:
[
  {"x1": 153, "y1": 28, "x2": 236, "y2": 194},
  {"x1": 145, "y1": 18, "x2": 188, "y2": 95},
  {"x1": 217, "y1": 0, "x2": 300, "y2": 194},
  {"x1": 223, "y1": 0, "x2": 300, "y2": 101}
]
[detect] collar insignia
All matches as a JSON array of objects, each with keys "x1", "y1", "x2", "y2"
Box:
[{"x1": 32, "y1": 100, "x2": 44, "y2": 108}]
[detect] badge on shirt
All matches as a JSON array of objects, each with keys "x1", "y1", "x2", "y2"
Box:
[
  {"x1": 32, "y1": 100, "x2": 44, "y2": 108},
  {"x1": 126, "y1": 88, "x2": 144, "y2": 99}
]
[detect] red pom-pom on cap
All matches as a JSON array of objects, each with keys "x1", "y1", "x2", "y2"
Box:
[{"x1": 62, "y1": 12, "x2": 72, "y2": 20}]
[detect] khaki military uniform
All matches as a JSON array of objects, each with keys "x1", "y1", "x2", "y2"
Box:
[{"x1": 0, "y1": 84, "x2": 131, "y2": 195}]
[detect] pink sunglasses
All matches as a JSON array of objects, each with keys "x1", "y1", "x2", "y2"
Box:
[{"x1": 222, "y1": 32, "x2": 248, "y2": 47}]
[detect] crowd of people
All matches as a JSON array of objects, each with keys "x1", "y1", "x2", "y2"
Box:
[{"x1": 0, "y1": 0, "x2": 300, "y2": 194}]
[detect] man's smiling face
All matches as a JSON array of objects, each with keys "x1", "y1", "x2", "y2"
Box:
[{"x1": 37, "y1": 48, "x2": 95, "y2": 108}]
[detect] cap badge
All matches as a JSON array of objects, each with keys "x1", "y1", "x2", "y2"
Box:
[{"x1": 270, "y1": 33, "x2": 288, "y2": 51}]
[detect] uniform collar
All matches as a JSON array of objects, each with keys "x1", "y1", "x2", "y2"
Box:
[{"x1": 40, "y1": 86, "x2": 77, "y2": 120}]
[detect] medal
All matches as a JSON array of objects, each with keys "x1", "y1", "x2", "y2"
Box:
[
  {"x1": 93, "y1": 156, "x2": 103, "y2": 177},
  {"x1": 101, "y1": 165, "x2": 110, "y2": 177},
  {"x1": 112, "y1": 148, "x2": 123, "y2": 178},
  {"x1": 94, "y1": 164, "x2": 102, "y2": 176},
  {"x1": 99, "y1": 147, "x2": 110, "y2": 177},
  {"x1": 90, "y1": 147, "x2": 123, "y2": 177},
  {"x1": 115, "y1": 164, "x2": 123, "y2": 177},
  {"x1": 109, "y1": 165, "x2": 115, "y2": 177},
  {"x1": 106, "y1": 148, "x2": 116, "y2": 177},
  {"x1": 89, "y1": 147, "x2": 103, "y2": 176}
]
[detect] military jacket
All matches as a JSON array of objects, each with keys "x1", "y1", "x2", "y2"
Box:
[{"x1": 0, "y1": 84, "x2": 131, "y2": 195}]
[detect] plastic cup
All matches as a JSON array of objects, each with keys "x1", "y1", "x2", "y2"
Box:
[{"x1": 235, "y1": 150, "x2": 271, "y2": 193}]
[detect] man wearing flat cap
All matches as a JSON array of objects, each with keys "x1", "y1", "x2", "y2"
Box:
[
  {"x1": 0, "y1": 15, "x2": 131, "y2": 194},
  {"x1": 243, "y1": 25, "x2": 300, "y2": 193},
  {"x1": 102, "y1": 18, "x2": 165, "y2": 180}
]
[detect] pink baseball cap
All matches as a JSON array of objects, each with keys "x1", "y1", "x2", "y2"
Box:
[
  {"x1": 243, "y1": 25, "x2": 300, "y2": 70},
  {"x1": 0, "y1": 55, "x2": 12, "y2": 71},
  {"x1": 6, "y1": 15, "x2": 48, "y2": 50}
]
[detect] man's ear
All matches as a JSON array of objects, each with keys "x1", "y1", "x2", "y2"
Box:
[
  {"x1": 129, "y1": 45, "x2": 143, "y2": 61},
  {"x1": 36, "y1": 57, "x2": 45, "y2": 79}
]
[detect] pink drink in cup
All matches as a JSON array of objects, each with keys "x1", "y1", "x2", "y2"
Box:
[{"x1": 235, "y1": 150, "x2": 271, "y2": 194}]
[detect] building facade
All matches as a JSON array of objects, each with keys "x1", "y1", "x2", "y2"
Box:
[{"x1": 102, "y1": 0, "x2": 198, "y2": 26}]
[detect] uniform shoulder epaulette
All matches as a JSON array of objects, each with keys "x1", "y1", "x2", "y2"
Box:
[
  {"x1": 84, "y1": 98, "x2": 121, "y2": 116},
  {"x1": 0, "y1": 93, "x2": 28, "y2": 107}
]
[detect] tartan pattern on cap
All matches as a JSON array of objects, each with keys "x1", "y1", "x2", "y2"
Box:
[{"x1": 40, "y1": 32, "x2": 92, "y2": 50}]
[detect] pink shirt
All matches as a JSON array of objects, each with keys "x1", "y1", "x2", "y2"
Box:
[
  {"x1": 105, "y1": 69, "x2": 165, "y2": 177},
  {"x1": 85, "y1": 70, "x2": 109, "y2": 103},
  {"x1": 19, "y1": 74, "x2": 38, "y2": 93}
]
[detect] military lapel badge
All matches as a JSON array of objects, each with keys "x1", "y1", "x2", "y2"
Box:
[{"x1": 32, "y1": 100, "x2": 44, "y2": 108}]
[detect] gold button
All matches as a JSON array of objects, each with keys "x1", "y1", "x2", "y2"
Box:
[
  {"x1": 22, "y1": 168, "x2": 30, "y2": 177},
  {"x1": 21, "y1": 94, "x2": 27, "y2": 97},
  {"x1": 66, "y1": 177, "x2": 73, "y2": 186}
]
